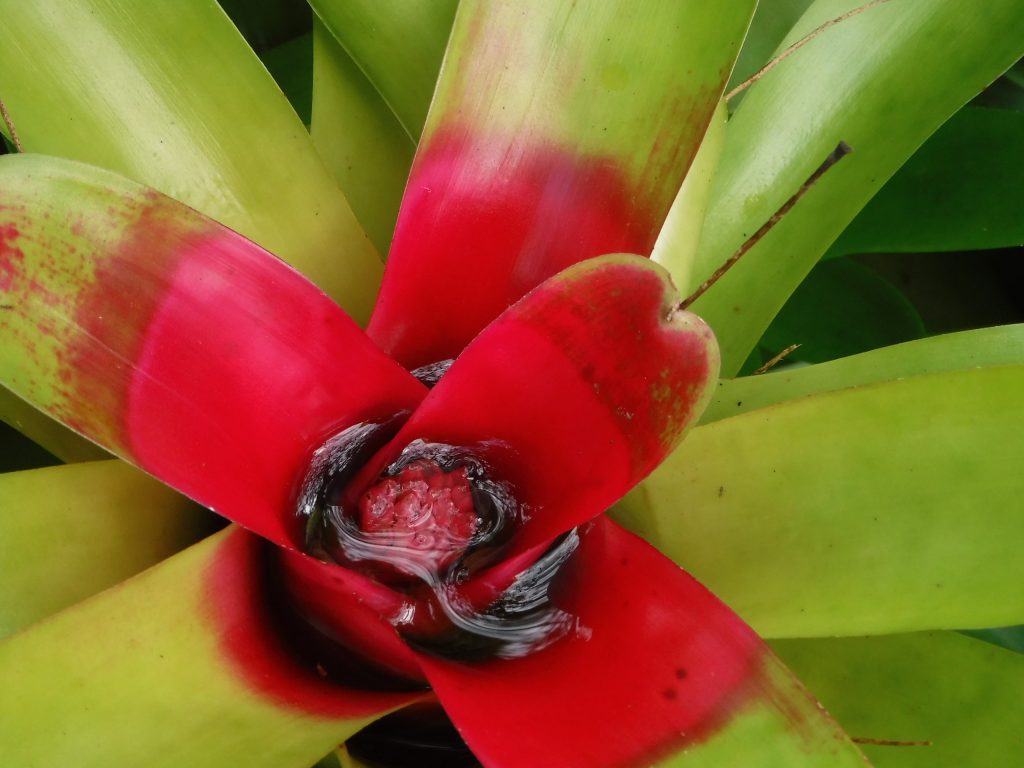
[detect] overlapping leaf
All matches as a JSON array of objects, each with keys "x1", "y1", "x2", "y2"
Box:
[
  {"x1": 828, "y1": 107, "x2": 1024, "y2": 256},
  {"x1": 0, "y1": 460, "x2": 210, "y2": 638},
  {"x1": 774, "y1": 632, "x2": 1024, "y2": 767},
  {"x1": 619, "y1": 366, "x2": 1024, "y2": 637},
  {"x1": 310, "y1": 20, "x2": 414, "y2": 253},
  {"x1": 0, "y1": 155, "x2": 425, "y2": 548},
  {"x1": 692, "y1": 0, "x2": 1024, "y2": 374},
  {"x1": 704, "y1": 324, "x2": 1024, "y2": 423},
  {"x1": 0, "y1": 528, "x2": 420, "y2": 767},
  {"x1": 309, "y1": 0, "x2": 457, "y2": 138},
  {"x1": 369, "y1": 0, "x2": 756, "y2": 368},
  {"x1": 0, "y1": 0, "x2": 380, "y2": 317}
]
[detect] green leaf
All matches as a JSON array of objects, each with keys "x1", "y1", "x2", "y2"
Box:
[
  {"x1": 616, "y1": 366, "x2": 1024, "y2": 637},
  {"x1": 310, "y1": 20, "x2": 414, "y2": 254},
  {"x1": 758, "y1": 257, "x2": 925, "y2": 364},
  {"x1": 773, "y1": 632, "x2": 1024, "y2": 767},
  {"x1": 309, "y1": 0, "x2": 457, "y2": 138},
  {"x1": 649, "y1": 654, "x2": 869, "y2": 767},
  {"x1": 426, "y1": 0, "x2": 755, "y2": 194},
  {"x1": 691, "y1": 0, "x2": 1024, "y2": 375},
  {"x1": 369, "y1": 0, "x2": 758, "y2": 367},
  {"x1": 0, "y1": 460, "x2": 211, "y2": 639},
  {"x1": 726, "y1": 0, "x2": 814, "y2": 95},
  {"x1": 0, "y1": 0, "x2": 381, "y2": 321},
  {"x1": 0, "y1": 527, "x2": 419, "y2": 767},
  {"x1": 704, "y1": 323, "x2": 1024, "y2": 423},
  {"x1": 973, "y1": 58, "x2": 1024, "y2": 111},
  {"x1": 828, "y1": 107, "x2": 1024, "y2": 256},
  {"x1": 652, "y1": 101, "x2": 728, "y2": 293}
]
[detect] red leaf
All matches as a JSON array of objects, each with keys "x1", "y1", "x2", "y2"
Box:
[
  {"x1": 276, "y1": 547, "x2": 427, "y2": 685},
  {"x1": 369, "y1": 134, "x2": 652, "y2": 369},
  {"x1": 366, "y1": 1, "x2": 755, "y2": 369},
  {"x1": 416, "y1": 517, "x2": 764, "y2": 767},
  {"x1": 0, "y1": 158, "x2": 428, "y2": 548},
  {"x1": 206, "y1": 527, "x2": 423, "y2": 716},
  {"x1": 119, "y1": 225, "x2": 425, "y2": 548},
  {"x1": 358, "y1": 255, "x2": 719, "y2": 558}
]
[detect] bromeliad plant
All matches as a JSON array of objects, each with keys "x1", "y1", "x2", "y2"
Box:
[{"x1": 1, "y1": 1, "x2": 1024, "y2": 766}]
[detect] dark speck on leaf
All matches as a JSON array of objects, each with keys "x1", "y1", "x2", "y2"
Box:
[
  {"x1": 675, "y1": 668, "x2": 687, "y2": 680},
  {"x1": 662, "y1": 687, "x2": 678, "y2": 701},
  {"x1": 718, "y1": 486, "x2": 725, "y2": 497}
]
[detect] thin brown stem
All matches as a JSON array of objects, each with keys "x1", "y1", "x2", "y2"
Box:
[
  {"x1": 753, "y1": 344, "x2": 800, "y2": 374},
  {"x1": 851, "y1": 737, "x2": 933, "y2": 748},
  {"x1": 0, "y1": 95, "x2": 23, "y2": 153},
  {"x1": 677, "y1": 141, "x2": 852, "y2": 311},
  {"x1": 724, "y1": 0, "x2": 892, "y2": 102}
]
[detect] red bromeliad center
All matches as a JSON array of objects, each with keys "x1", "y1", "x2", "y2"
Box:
[
  {"x1": 0, "y1": 153, "x2": 776, "y2": 764},
  {"x1": 358, "y1": 459, "x2": 479, "y2": 575}
]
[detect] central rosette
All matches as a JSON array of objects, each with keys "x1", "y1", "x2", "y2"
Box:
[
  {"x1": 282, "y1": 256, "x2": 719, "y2": 675},
  {"x1": 293, "y1": 422, "x2": 581, "y2": 666},
  {"x1": 357, "y1": 459, "x2": 479, "y2": 577},
  {"x1": 299, "y1": 427, "x2": 519, "y2": 586}
]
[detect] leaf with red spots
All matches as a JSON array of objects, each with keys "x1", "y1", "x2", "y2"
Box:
[
  {"x1": 0, "y1": 155, "x2": 426, "y2": 548},
  {"x1": 368, "y1": 0, "x2": 756, "y2": 368},
  {"x1": 0, "y1": 0, "x2": 383, "y2": 319},
  {"x1": 0, "y1": 526, "x2": 422, "y2": 767},
  {"x1": 361, "y1": 255, "x2": 719, "y2": 558},
  {"x1": 417, "y1": 517, "x2": 868, "y2": 768}
]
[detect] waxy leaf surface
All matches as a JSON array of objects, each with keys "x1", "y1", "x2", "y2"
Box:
[
  {"x1": 0, "y1": 0, "x2": 381, "y2": 319},
  {"x1": 361, "y1": 256, "x2": 719, "y2": 557},
  {"x1": 619, "y1": 366, "x2": 1024, "y2": 637},
  {"x1": 310, "y1": 0, "x2": 457, "y2": 138},
  {"x1": 652, "y1": 101, "x2": 728, "y2": 294},
  {"x1": 0, "y1": 527, "x2": 419, "y2": 767},
  {"x1": 310, "y1": 20, "x2": 414, "y2": 253},
  {"x1": 704, "y1": 324, "x2": 1024, "y2": 423},
  {"x1": 369, "y1": 0, "x2": 756, "y2": 368},
  {"x1": 828, "y1": 106, "x2": 1024, "y2": 256},
  {"x1": 419, "y1": 517, "x2": 867, "y2": 767},
  {"x1": 692, "y1": 0, "x2": 1024, "y2": 374},
  {"x1": 0, "y1": 460, "x2": 210, "y2": 638},
  {"x1": 0, "y1": 155, "x2": 426, "y2": 548},
  {"x1": 774, "y1": 632, "x2": 1024, "y2": 767},
  {"x1": 726, "y1": 0, "x2": 814, "y2": 96}
]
